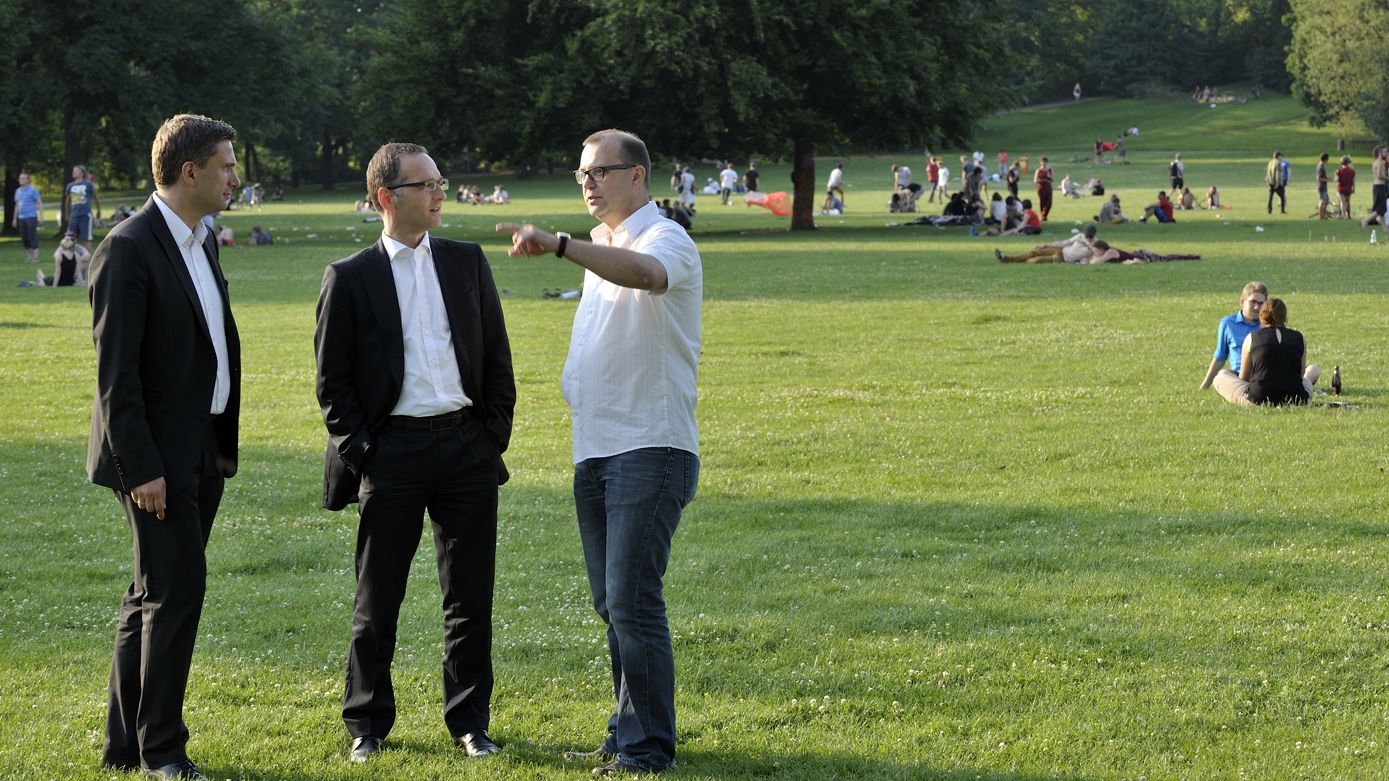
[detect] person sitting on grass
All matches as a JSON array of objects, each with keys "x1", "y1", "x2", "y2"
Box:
[
  {"x1": 249, "y1": 225, "x2": 274, "y2": 246},
  {"x1": 982, "y1": 195, "x2": 1022, "y2": 235},
  {"x1": 31, "y1": 233, "x2": 86, "y2": 287},
  {"x1": 994, "y1": 224, "x2": 1096, "y2": 263},
  {"x1": 1095, "y1": 194, "x2": 1129, "y2": 224},
  {"x1": 1175, "y1": 186, "x2": 1197, "y2": 210},
  {"x1": 1198, "y1": 281, "x2": 1314, "y2": 405},
  {"x1": 1239, "y1": 297, "x2": 1318, "y2": 406},
  {"x1": 1205, "y1": 185, "x2": 1223, "y2": 210},
  {"x1": 1138, "y1": 191, "x2": 1175, "y2": 223},
  {"x1": 1060, "y1": 174, "x2": 1083, "y2": 198},
  {"x1": 992, "y1": 198, "x2": 1042, "y2": 236},
  {"x1": 1085, "y1": 240, "x2": 1200, "y2": 263}
]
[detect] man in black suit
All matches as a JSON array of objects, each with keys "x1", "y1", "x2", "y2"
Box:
[
  {"x1": 314, "y1": 142, "x2": 515, "y2": 763},
  {"x1": 88, "y1": 114, "x2": 242, "y2": 781}
]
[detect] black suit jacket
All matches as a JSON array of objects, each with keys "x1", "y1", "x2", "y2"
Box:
[
  {"x1": 87, "y1": 197, "x2": 241, "y2": 492},
  {"x1": 315, "y1": 237, "x2": 515, "y2": 511}
]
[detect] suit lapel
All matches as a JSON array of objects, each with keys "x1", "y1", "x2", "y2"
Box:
[
  {"x1": 430, "y1": 239, "x2": 475, "y2": 386},
  {"x1": 361, "y1": 240, "x2": 406, "y2": 388},
  {"x1": 141, "y1": 197, "x2": 214, "y2": 345}
]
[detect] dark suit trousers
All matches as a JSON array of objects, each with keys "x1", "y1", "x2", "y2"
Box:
[
  {"x1": 105, "y1": 422, "x2": 224, "y2": 769},
  {"x1": 343, "y1": 418, "x2": 499, "y2": 740}
]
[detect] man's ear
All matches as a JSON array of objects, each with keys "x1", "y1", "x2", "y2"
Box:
[
  {"x1": 181, "y1": 160, "x2": 199, "y2": 187},
  {"x1": 377, "y1": 187, "x2": 394, "y2": 212}
]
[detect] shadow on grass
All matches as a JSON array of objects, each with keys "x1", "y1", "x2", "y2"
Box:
[{"x1": 4, "y1": 439, "x2": 1387, "y2": 778}]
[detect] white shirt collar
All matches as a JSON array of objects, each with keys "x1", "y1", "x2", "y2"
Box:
[
  {"x1": 152, "y1": 192, "x2": 209, "y2": 250},
  {"x1": 592, "y1": 200, "x2": 661, "y2": 245},
  {"x1": 381, "y1": 231, "x2": 431, "y2": 261}
]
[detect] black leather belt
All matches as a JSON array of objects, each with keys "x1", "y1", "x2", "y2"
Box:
[{"x1": 384, "y1": 407, "x2": 473, "y2": 431}]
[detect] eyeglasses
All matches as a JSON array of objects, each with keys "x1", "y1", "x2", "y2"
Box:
[
  {"x1": 389, "y1": 178, "x2": 449, "y2": 193},
  {"x1": 573, "y1": 164, "x2": 639, "y2": 184}
]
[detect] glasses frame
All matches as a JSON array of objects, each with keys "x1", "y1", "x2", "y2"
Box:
[
  {"x1": 388, "y1": 178, "x2": 450, "y2": 193},
  {"x1": 573, "y1": 163, "x2": 639, "y2": 184}
]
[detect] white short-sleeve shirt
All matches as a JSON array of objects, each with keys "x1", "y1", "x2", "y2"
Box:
[{"x1": 562, "y1": 200, "x2": 702, "y2": 463}]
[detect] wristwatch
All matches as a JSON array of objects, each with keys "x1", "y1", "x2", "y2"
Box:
[{"x1": 555, "y1": 231, "x2": 571, "y2": 258}]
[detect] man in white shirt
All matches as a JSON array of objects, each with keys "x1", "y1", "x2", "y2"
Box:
[
  {"x1": 826, "y1": 162, "x2": 845, "y2": 207},
  {"x1": 88, "y1": 114, "x2": 243, "y2": 781},
  {"x1": 497, "y1": 128, "x2": 701, "y2": 777},
  {"x1": 718, "y1": 162, "x2": 738, "y2": 205},
  {"x1": 679, "y1": 165, "x2": 696, "y2": 209},
  {"x1": 315, "y1": 143, "x2": 516, "y2": 764}
]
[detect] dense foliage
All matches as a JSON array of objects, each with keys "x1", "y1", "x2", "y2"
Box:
[
  {"x1": 0, "y1": 0, "x2": 1315, "y2": 229},
  {"x1": 1286, "y1": 0, "x2": 1389, "y2": 141}
]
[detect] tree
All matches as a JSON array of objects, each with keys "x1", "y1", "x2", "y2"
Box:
[
  {"x1": 1287, "y1": 0, "x2": 1389, "y2": 139},
  {"x1": 589, "y1": 0, "x2": 1016, "y2": 228}
]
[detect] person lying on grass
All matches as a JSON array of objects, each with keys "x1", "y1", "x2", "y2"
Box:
[
  {"x1": 994, "y1": 224, "x2": 1096, "y2": 263},
  {"x1": 1084, "y1": 240, "x2": 1201, "y2": 263}
]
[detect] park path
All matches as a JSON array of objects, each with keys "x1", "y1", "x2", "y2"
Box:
[{"x1": 995, "y1": 97, "x2": 1107, "y2": 116}]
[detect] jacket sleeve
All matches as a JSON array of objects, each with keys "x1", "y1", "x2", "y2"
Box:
[
  {"x1": 476, "y1": 252, "x2": 516, "y2": 452},
  {"x1": 314, "y1": 263, "x2": 373, "y2": 472},
  {"x1": 90, "y1": 233, "x2": 164, "y2": 489}
]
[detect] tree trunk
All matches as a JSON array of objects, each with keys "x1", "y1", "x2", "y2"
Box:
[
  {"x1": 57, "y1": 108, "x2": 80, "y2": 237},
  {"x1": 320, "y1": 127, "x2": 334, "y2": 190},
  {"x1": 790, "y1": 137, "x2": 816, "y2": 231},
  {"x1": 244, "y1": 140, "x2": 257, "y2": 183},
  {"x1": 2, "y1": 164, "x2": 15, "y2": 236}
]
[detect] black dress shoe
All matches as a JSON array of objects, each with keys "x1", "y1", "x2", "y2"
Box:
[
  {"x1": 349, "y1": 736, "x2": 382, "y2": 763},
  {"x1": 455, "y1": 731, "x2": 500, "y2": 757},
  {"x1": 101, "y1": 759, "x2": 139, "y2": 772},
  {"x1": 145, "y1": 759, "x2": 207, "y2": 780}
]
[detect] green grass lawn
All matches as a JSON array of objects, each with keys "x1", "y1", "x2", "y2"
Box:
[{"x1": 2, "y1": 93, "x2": 1388, "y2": 780}]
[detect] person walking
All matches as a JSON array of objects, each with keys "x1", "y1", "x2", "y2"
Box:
[
  {"x1": 1266, "y1": 151, "x2": 1288, "y2": 214},
  {"x1": 1034, "y1": 156, "x2": 1054, "y2": 221},
  {"x1": 13, "y1": 172, "x2": 45, "y2": 263}
]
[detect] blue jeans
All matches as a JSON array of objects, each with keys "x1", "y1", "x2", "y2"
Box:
[{"x1": 575, "y1": 447, "x2": 698, "y2": 771}]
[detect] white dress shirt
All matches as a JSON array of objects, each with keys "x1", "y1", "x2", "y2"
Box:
[
  {"x1": 152, "y1": 194, "x2": 230, "y2": 415},
  {"x1": 380, "y1": 232, "x2": 471, "y2": 416},
  {"x1": 562, "y1": 201, "x2": 702, "y2": 463}
]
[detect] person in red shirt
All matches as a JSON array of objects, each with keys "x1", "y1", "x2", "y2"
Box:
[
  {"x1": 1335, "y1": 155, "x2": 1355, "y2": 219},
  {"x1": 1033, "y1": 157, "x2": 1054, "y2": 220},
  {"x1": 994, "y1": 198, "x2": 1042, "y2": 236},
  {"x1": 927, "y1": 157, "x2": 941, "y2": 203},
  {"x1": 1139, "y1": 191, "x2": 1175, "y2": 223}
]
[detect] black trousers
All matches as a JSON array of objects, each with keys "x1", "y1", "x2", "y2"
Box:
[
  {"x1": 1268, "y1": 184, "x2": 1286, "y2": 212},
  {"x1": 105, "y1": 422, "x2": 223, "y2": 770},
  {"x1": 343, "y1": 418, "x2": 500, "y2": 740}
]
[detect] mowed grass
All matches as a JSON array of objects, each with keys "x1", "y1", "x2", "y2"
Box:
[{"x1": 2, "y1": 93, "x2": 1388, "y2": 780}]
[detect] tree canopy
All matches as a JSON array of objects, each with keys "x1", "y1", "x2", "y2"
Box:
[
  {"x1": 1286, "y1": 0, "x2": 1389, "y2": 141},
  {"x1": 0, "y1": 0, "x2": 1330, "y2": 232}
]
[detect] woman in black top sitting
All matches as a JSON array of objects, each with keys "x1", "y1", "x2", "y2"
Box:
[
  {"x1": 1238, "y1": 297, "x2": 1318, "y2": 405},
  {"x1": 36, "y1": 234, "x2": 86, "y2": 287}
]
